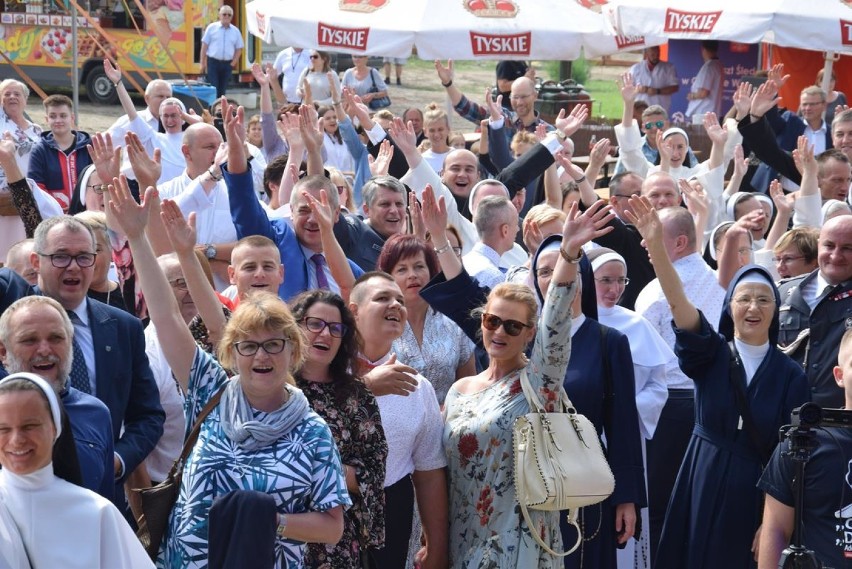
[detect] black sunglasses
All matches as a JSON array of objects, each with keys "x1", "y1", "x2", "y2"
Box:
[{"x1": 481, "y1": 313, "x2": 530, "y2": 337}]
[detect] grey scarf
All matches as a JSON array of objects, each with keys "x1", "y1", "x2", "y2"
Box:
[{"x1": 219, "y1": 377, "x2": 310, "y2": 451}]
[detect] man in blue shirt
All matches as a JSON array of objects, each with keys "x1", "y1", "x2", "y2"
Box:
[{"x1": 200, "y1": 5, "x2": 244, "y2": 97}]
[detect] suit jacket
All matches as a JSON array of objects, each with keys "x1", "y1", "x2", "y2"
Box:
[
  {"x1": 738, "y1": 110, "x2": 833, "y2": 192},
  {"x1": 333, "y1": 213, "x2": 384, "y2": 272},
  {"x1": 225, "y1": 167, "x2": 364, "y2": 300},
  {"x1": 777, "y1": 271, "x2": 852, "y2": 408},
  {"x1": 0, "y1": 268, "x2": 165, "y2": 482}
]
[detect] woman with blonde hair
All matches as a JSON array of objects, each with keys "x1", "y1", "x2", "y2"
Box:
[
  {"x1": 108, "y1": 177, "x2": 350, "y2": 568},
  {"x1": 421, "y1": 103, "x2": 451, "y2": 173}
]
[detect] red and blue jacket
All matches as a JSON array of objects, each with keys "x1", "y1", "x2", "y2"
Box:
[{"x1": 27, "y1": 130, "x2": 93, "y2": 212}]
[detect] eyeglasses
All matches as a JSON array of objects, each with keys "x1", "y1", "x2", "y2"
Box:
[
  {"x1": 233, "y1": 338, "x2": 288, "y2": 356},
  {"x1": 301, "y1": 316, "x2": 348, "y2": 338},
  {"x1": 169, "y1": 277, "x2": 188, "y2": 291},
  {"x1": 510, "y1": 93, "x2": 534, "y2": 101},
  {"x1": 481, "y1": 313, "x2": 530, "y2": 337},
  {"x1": 644, "y1": 120, "x2": 665, "y2": 130},
  {"x1": 733, "y1": 296, "x2": 775, "y2": 308},
  {"x1": 536, "y1": 267, "x2": 554, "y2": 279},
  {"x1": 772, "y1": 255, "x2": 805, "y2": 264},
  {"x1": 38, "y1": 252, "x2": 97, "y2": 268},
  {"x1": 594, "y1": 276, "x2": 630, "y2": 286},
  {"x1": 451, "y1": 246, "x2": 463, "y2": 257},
  {"x1": 87, "y1": 183, "x2": 109, "y2": 194},
  {"x1": 611, "y1": 193, "x2": 638, "y2": 200}
]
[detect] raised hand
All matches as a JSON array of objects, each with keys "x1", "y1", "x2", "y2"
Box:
[
  {"x1": 703, "y1": 112, "x2": 728, "y2": 145},
  {"x1": 624, "y1": 195, "x2": 662, "y2": 245},
  {"x1": 160, "y1": 198, "x2": 196, "y2": 255},
  {"x1": 554, "y1": 151, "x2": 584, "y2": 181},
  {"x1": 562, "y1": 199, "x2": 614, "y2": 252},
  {"x1": 680, "y1": 179, "x2": 708, "y2": 218},
  {"x1": 534, "y1": 122, "x2": 548, "y2": 142},
  {"x1": 588, "y1": 137, "x2": 612, "y2": 171},
  {"x1": 750, "y1": 79, "x2": 781, "y2": 119},
  {"x1": 434, "y1": 59, "x2": 454, "y2": 86},
  {"x1": 328, "y1": 71, "x2": 340, "y2": 103},
  {"x1": 420, "y1": 184, "x2": 448, "y2": 239},
  {"x1": 732, "y1": 82, "x2": 754, "y2": 120},
  {"x1": 301, "y1": 77, "x2": 313, "y2": 105},
  {"x1": 370, "y1": 139, "x2": 394, "y2": 177},
  {"x1": 103, "y1": 58, "x2": 121, "y2": 84},
  {"x1": 251, "y1": 62, "x2": 270, "y2": 87},
  {"x1": 555, "y1": 104, "x2": 589, "y2": 138},
  {"x1": 299, "y1": 104, "x2": 323, "y2": 152},
  {"x1": 656, "y1": 130, "x2": 673, "y2": 169},
  {"x1": 107, "y1": 175, "x2": 153, "y2": 239},
  {"x1": 409, "y1": 191, "x2": 426, "y2": 240},
  {"x1": 87, "y1": 131, "x2": 122, "y2": 182},
  {"x1": 125, "y1": 131, "x2": 161, "y2": 189},
  {"x1": 617, "y1": 72, "x2": 638, "y2": 102},
  {"x1": 769, "y1": 179, "x2": 794, "y2": 218},
  {"x1": 303, "y1": 189, "x2": 336, "y2": 235},
  {"x1": 388, "y1": 116, "x2": 418, "y2": 158},
  {"x1": 792, "y1": 135, "x2": 816, "y2": 177},
  {"x1": 734, "y1": 208, "x2": 766, "y2": 235},
  {"x1": 484, "y1": 88, "x2": 503, "y2": 122},
  {"x1": 766, "y1": 63, "x2": 790, "y2": 90},
  {"x1": 278, "y1": 112, "x2": 303, "y2": 148}
]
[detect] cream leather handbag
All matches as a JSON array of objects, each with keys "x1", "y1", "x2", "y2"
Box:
[{"x1": 513, "y1": 368, "x2": 615, "y2": 556}]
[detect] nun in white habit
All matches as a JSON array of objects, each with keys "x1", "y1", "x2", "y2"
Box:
[
  {"x1": 588, "y1": 249, "x2": 672, "y2": 569},
  {"x1": 0, "y1": 372, "x2": 152, "y2": 569}
]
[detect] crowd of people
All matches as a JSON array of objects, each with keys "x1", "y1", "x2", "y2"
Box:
[{"x1": 0, "y1": 43, "x2": 850, "y2": 569}]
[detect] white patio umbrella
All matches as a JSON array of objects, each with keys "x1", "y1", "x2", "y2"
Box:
[
  {"x1": 245, "y1": 0, "x2": 426, "y2": 59},
  {"x1": 604, "y1": 0, "x2": 777, "y2": 44},
  {"x1": 772, "y1": 0, "x2": 852, "y2": 54},
  {"x1": 245, "y1": 0, "x2": 663, "y2": 59}
]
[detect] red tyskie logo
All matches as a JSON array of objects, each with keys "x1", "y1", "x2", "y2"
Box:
[
  {"x1": 318, "y1": 22, "x2": 370, "y2": 51},
  {"x1": 614, "y1": 34, "x2": 644, "y2": 50},
  {"x1": 841, "y1": 20, "x2": 852, "y2": 46},
  {"x1": 664, "y1": 9, "x2": 721, "y2": 33},
  {"x1": 469, "y1": 31, "x2": 531, "y2": 56}
]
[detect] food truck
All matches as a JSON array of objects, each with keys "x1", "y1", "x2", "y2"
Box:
[{"x1": 0, "y1": 0, "x2": 260, "y2": 103}]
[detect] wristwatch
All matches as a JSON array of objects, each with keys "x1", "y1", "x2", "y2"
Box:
[{"x1": 203, "y1": 243, "x2": 217, "y2": 260}]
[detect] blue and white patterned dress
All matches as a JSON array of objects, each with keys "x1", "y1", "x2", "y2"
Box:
[{"x1": 159, "y1": 348, "x2": 351, "y2": 569}]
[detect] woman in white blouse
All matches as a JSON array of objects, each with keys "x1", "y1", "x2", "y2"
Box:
[{"x1": 297, "y1": 51, "x2": 342, "y2": 106}]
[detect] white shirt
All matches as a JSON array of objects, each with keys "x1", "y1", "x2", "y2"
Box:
[
  {"x1": 143, "y1": 325, "x2": 187, "y2": 482},
  {"x1": 629, "y1": 59, "x2": 679, "y2": 111},
  {"x1": 421, "y1": 149, "x2": 449, "y2": 174},
  {"x1": 0, "y1": 465, "x2": 153, "y2": 568},
  {"x1": 160, "y1": 171, "x2": 238, "y2": 247},
  {"x1": 635, "y1": 252, "x2": 727, "y2": 390},
  {"x1": 322, "y1": 133, "x2": 354, "y2": 173},
  {"x1": 804, "y1": 120, "x2": 828, "y2": 155},
  {"x1": 273, "y1": 47, "x2": 311, "y2": 103},
  {"x1": 123, "y1": 116, "x2": 186, "y2": 183},
  {"x1": 106, "y1": 107, "x2": 158, "y2": 145},
  {"x1": 463, "y1": 242, "x2": 506, "y2": 290},
  {"x1": 363, "y1": 352, "x2": 447, "y2": 487},
  {"x1": 686, "y1": 58, "x2": 724, "y2": 119}
]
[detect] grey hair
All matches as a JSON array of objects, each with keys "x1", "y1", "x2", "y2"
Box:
[
  {"x1": 33, "y1": 216, "x2": 96, "y2": 255},
  {"x1": 363, "y1": 175, "x2": 407, "y2": 209},
  {"x1": 474, "y1": 196, "x2": 514, "y2": 238}
]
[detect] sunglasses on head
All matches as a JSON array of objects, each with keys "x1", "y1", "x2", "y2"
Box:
[
  {"x1": 481, "y1": 313, "x2": 530, "y2": 336},
  {"x1": 644, "y1": 120, "x2": 665, "y2": 130}
]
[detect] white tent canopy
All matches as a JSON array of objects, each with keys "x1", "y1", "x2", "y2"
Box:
[
  {"x1": 605, "y1": 0, "x2": 852, "y2": 54},
  {"x1": 245, "y1": 0, "x2": 664, "y2": 60}
]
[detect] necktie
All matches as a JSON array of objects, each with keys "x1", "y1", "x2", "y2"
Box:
[
  {"x1": 311, "y1": 253, "x2": 330, "y2": 290},
  {"x1": 818, "y1": 283, "x2": 835, "y2": 303},
  {"x1": 66, "y1": 311, "x2": 91, "y2": 394}
]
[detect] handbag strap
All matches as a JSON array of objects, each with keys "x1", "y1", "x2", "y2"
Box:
[
  {"x1": 727, "y1": 341, "x2": 772, "y2": 466},
  {"x1": 166, "y1": 384, "x2": 227, "y2": 479},
  {"x1": 368, "y1": 68, "x2": 378, "y2": 89},
  {"x1": 519, "y1": 367, "x2": 573, "y2": 414}
]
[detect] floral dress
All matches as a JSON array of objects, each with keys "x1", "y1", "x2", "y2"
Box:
[
  {"x1": 443, "y1": 281, "x2": 576, "y2": 568},
  {"x1": 159, "y1": 348, "x2": 351, "y2": 569},
  {"x1": 392, "y1": 308, "x2": 475, "y2": 405},
  {"x1": 297, "y1": 377, "x2": 388, "y2": 569}
]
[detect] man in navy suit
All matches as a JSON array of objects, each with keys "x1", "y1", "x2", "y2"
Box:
[{"x1": 0, "y1": 215, "x2": 164, "y2": 505}]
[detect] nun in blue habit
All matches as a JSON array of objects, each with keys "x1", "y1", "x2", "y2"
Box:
[{"x1": 651, "y1": 263, "x2": 811, "y2": 569}]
